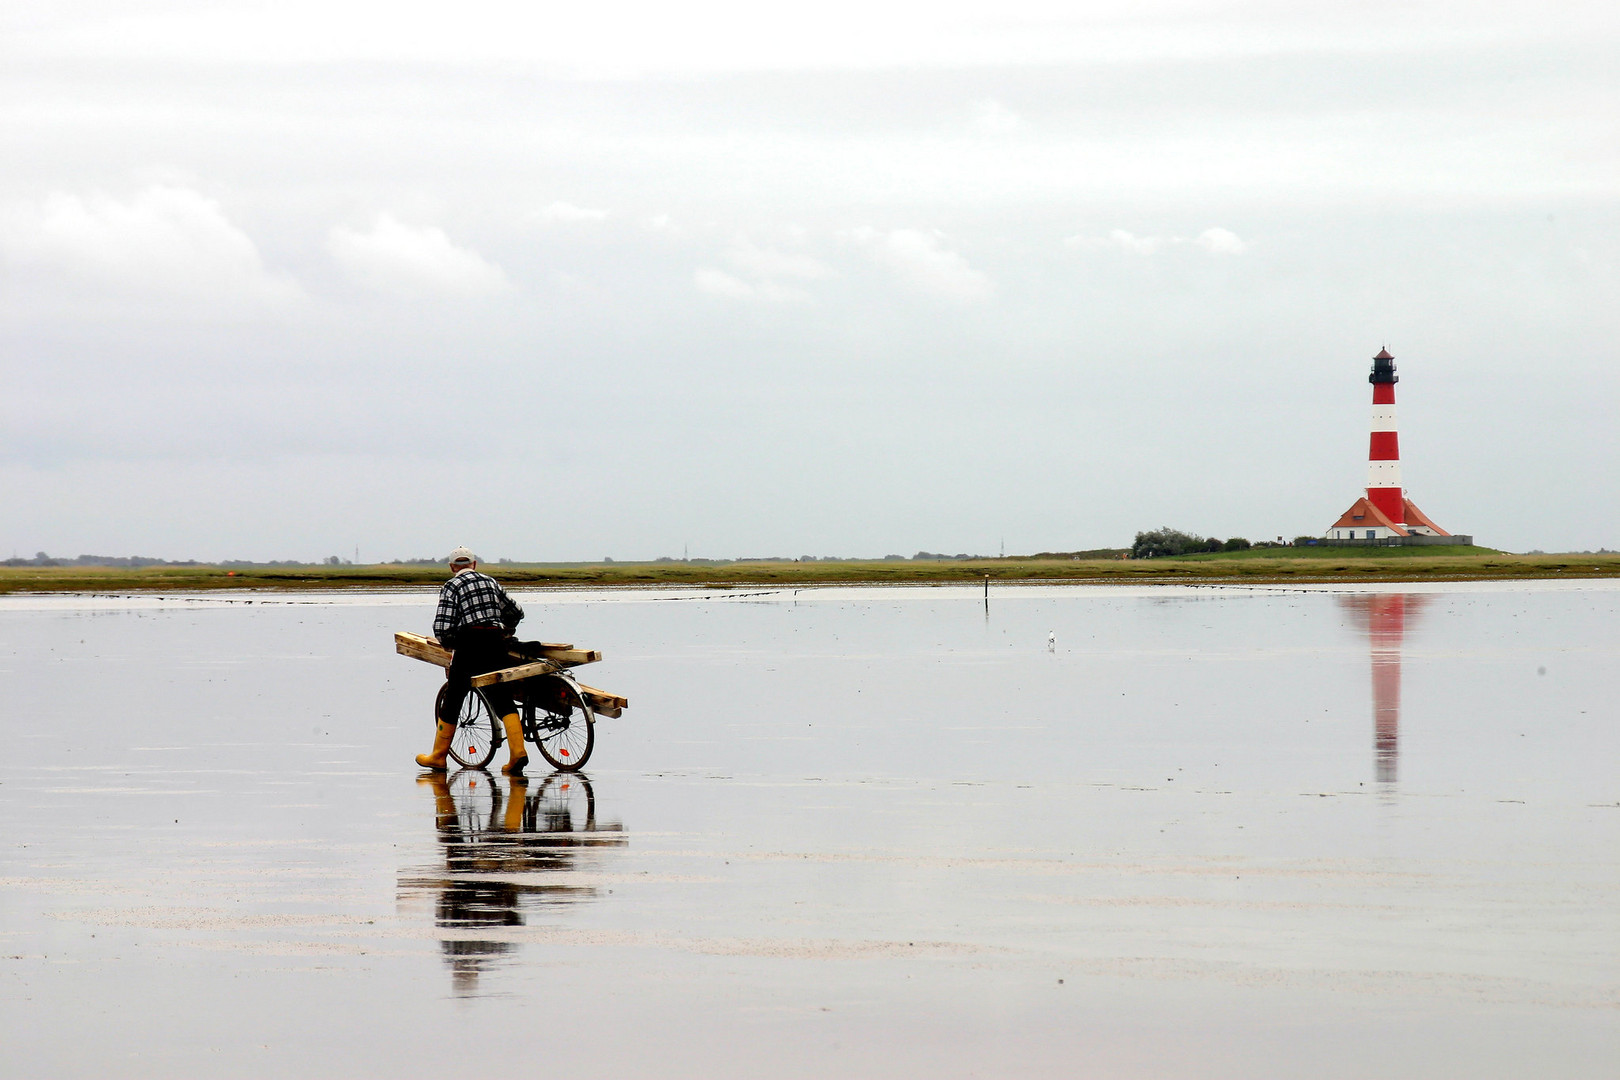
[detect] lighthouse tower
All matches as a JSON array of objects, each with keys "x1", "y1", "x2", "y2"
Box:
[
  {"x1": 1327, "y1": 348, "x2": 1451, "y2": 541},
  {"x1": 1365, "y1": 348, "x2": 1403, "y2": 525}
]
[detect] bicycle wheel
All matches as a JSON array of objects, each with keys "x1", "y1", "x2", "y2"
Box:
[
  {"x1": 533, "y1": 773, "x2": 597, "y2": 833},
  {"x1": 448, "y1": 768, "x2": 498, "y2": 839},
  {"x1": 521, "y1": 676, "x2": 594, "y2": 771},
  {"x1": 438, "y1": 683, "x2": 499, "y2": 769}
]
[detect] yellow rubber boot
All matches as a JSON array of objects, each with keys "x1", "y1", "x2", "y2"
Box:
[
  {"x1": 503, "y1": 776, "x2": 528, "y2": 831},
  {"x1": 415, "y1": 720, "x2": 455, "y2": 770},
  {"x1": 499, "y1": 713, "x2": 528, "y2": 776},
  {"x1": 417, "y1": 772, "x2": 455, "y2": 823}
]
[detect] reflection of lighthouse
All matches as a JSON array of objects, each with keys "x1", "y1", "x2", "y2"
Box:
[{"x1": 1338, "y1": 593, "x2": 1433, "y2": 783}]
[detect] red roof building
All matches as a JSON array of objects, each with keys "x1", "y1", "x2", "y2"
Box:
[{"x1": 1329, "y1": 496, "x2": 1452, "y2": 540}]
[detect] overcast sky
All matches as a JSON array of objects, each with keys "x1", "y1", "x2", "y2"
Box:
[{"x1": 3, "y1": 1, "x2": 1617, "y2": 561}]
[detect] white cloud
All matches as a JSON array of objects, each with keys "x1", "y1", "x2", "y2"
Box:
[
  {"x1": 0, "y1": 185, "x2": 299, "y2": 305},
  {"x1": 847, "y1": 227, "x2": 993, "y2": 301},
  {"x1": 536, "y1": 201, "x2": 608, "y2": 224},
  {"x1": 1064, "y1": 227, "x2": 1248, "y2": 255},
  {"x1": 968, "y1": 99, "x2": 1029, "y2": 136},
  {"x1": 327, "y1": 215, "x2": 512, "y2": 296},
  {"x1": 692, "y1": 238, "x2": 833, "y2": 303},
  {"x1": 26, "y1": 3, "x2": 1600, "y2": 76},
  {"x1": 1195, "y1": 227, "x2": 1248, "y2": 255},
  {"x1": 693, "y1": 267, "x2": 810, "y2": 304},
  {"x1": 723, "y1": 240, "x2": 835, "y2": 282},
  {"x1": 1094, "y1": 229, "x2": 1167, "y2": 254}
]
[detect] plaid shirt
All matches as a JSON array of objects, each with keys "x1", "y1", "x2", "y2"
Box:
[{"x1": 433, "y1": 570, "x2": 523, "y2": 646}]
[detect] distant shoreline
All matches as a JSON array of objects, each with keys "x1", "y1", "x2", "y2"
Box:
[{"x1": 4, "y1": 550, "x2": 1618, "y2": 593}]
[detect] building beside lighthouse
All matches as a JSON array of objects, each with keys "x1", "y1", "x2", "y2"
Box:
[{"x1": 1326, "y1": 348, "x2": 1469, "y2": 544}]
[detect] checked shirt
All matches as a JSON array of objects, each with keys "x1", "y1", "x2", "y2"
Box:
[{"x1": 433, "y1": 570, "x2": 523, "y2": 646}]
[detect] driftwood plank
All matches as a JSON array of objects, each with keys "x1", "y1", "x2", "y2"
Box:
[
  {"x1": 395, "y1": 632, "x2": 450, "y2": 667},
  {"x1": 470, "y1": 660, "x2": 560, "y2": 688},
  {"x1": 530, "y1": 647, "x2": 602, "y2": 666},
  {"x1": 578, "y1": 683, "x2": 627, "y2": 719},
  {"x1": 470, "y1": 670, "x2": 628, "y2": 717},
  {"x1": 394, "y1": 631, "x2": 600, "y2": 668}
]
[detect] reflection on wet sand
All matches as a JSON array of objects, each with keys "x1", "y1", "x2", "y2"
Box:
[
  {"x1": 400, "y1": 771, "x2": 627, "y2": 996},
  {"x1": 1338, "y1": 593, "x2": 1433, "y2": 784}
]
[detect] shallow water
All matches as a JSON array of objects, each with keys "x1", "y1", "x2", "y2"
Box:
[{"x1": 2, "y1": 582, "x2": 1617, "y2": 1077}]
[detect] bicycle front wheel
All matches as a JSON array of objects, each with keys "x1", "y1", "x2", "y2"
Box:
[
  {"x1": 438, "y1": 683, "x2": 499, "y2": 769},
  {"x1": 522, "y1": 676, "x2": 595, "y2": 771}
]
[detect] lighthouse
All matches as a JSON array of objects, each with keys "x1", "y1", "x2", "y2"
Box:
[
  {"x1": 1365, "y1": 348, "x2": 1403, "y2": 525},
  {"x1": 1327, "y1": 348, "x2": 1452, "y2": 541}
]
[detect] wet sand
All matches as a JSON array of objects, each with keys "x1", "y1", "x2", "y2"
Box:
[{"x1": 2, "y1": 583, "x2": 1617, "y2": 1077}]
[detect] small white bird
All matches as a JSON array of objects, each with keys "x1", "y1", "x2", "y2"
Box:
[{"x1": 1047, "y1": 630, "x2": 1056, "y2": 652}]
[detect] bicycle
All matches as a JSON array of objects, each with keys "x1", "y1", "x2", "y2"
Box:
[
  {"x1": 437, "y1": 670, "x2": 596, "y2": 772},
  {"x1": 396, "y1": 631, "x2": 625, "y2": 772}
]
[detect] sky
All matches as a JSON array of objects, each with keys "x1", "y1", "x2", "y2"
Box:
[{"x1": 3, "y1": 1, "x2": 1617, "y2": 561}]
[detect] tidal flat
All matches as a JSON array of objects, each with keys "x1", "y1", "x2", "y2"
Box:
[{"x1": 2, "y1": 582, "x2": 1616, "y2": 1077}]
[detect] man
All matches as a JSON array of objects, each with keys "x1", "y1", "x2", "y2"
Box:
[{"x1": 415, "y1": 547, "x2": 529, "y2": 775}]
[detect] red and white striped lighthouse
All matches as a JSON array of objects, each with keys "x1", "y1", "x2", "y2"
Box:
[
  {"x1": 1327, "y1": 347, "x2": 1452, "y2": 541},
  {"x1": 1365, "y1": 348, "x2": 1403, "y2": 525}
]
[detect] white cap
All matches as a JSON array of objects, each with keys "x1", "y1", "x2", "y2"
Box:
[{"x1": 448, "y1": 546, "x2": 477, "y2": 566}]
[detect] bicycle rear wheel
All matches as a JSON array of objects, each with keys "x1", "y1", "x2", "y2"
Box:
[
  {"x1": 521, "y1": 676, "x2": 594, "y2": 771},
  {"x1": 438, "y1": 683, "x2": 499, "y2": 769}
]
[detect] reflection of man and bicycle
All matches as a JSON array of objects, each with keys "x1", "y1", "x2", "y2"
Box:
[{"x1": 401, "y1": 769, "x2": 627, "y2": 997}]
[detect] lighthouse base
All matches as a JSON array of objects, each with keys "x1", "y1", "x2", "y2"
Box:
[
  {"x1": 1327, "y1": 495, "x2": 1456, "y2": 543},
  {"x1": 1313, "y1": 534, "x2": 1475, "y2": 548}
]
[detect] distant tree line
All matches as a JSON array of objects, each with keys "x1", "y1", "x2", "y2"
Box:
[
  {"x1": 3, "y1": 552, "x2": 206, "y2": 568},
  {"x1": 1, "y1": 552, "x2": 448, "y2": 568},
  {"x1": 1130, "y1": 528, "x2": 1261, "y2": 558}
]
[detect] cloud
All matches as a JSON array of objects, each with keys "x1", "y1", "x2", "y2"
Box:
[
  {"x1": 0, "y1": 185, "x2": 299, "y2": 305},
  {"x1": 327, "y1": 214, "x2": 512, "y2": 296},
  {"x1": 1194, "y1": 227, "x2": 1248, "y2": 255},
  {"x1": 968, "y1": 99, "x2": 1029, "y2": 136},
  {"x1": 846, "y1": 227, "x2": 992, "y2": 301},
  {"x1": 1082, "y1": 229, "x2": 1167, "y2": 254},
  {"x1": 1064, "y1": 227, "x2": 1249, "y2": 255},
  {"x1": 693, "y1": 267, "x2": 810, "y2": 304},
  {"x1": 723, "y1": 240, "x2": 835, "y2": 282},
  {"x1": 535, "y1": 201, "x2": 608, "y2": 224},
  {"x1": 692, "y1": 238, "x2": 833, "y2": 303}
]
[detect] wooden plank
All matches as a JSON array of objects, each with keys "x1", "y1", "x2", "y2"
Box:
[
  {"x1": 529, "y1": 647, "x2": 601, "y2": 666},
  {"x1": 470, "y1": 660, "x2": 560, "y2": 688},
  {"x1": 395, "y1": 632, "x2": 450, "y2": 667},
  {"x1": 577, "y1": 683, "x2": 627, "y2": 710},
  {"x1": 395, "y1": 632, "x2": 600, "y2": 669},
  {"x1": 578, "y1": 682, "x2": 627, "y2": 719},
  {"x1": 468, "y1": 669, "x2": 628, "y2": 717}
]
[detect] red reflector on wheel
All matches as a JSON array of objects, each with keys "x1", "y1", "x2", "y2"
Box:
[{"x1": 560, "y1": 748, "x2": 570, "y2": 756}]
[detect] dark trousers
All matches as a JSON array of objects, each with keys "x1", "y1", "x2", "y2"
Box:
[{"x1": 439, "y1": 628, "x2": 517, "y2": 723}]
